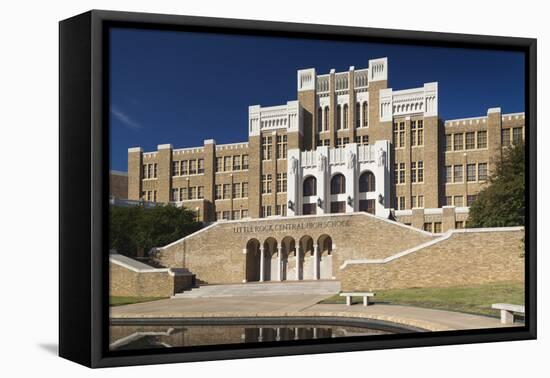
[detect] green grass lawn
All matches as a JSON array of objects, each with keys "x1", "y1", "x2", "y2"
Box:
[
  {"x1": 109, "y1": 296, "x2": 167, "y2": 307},
  {"x1": 320, "y1": 281, "x2": 524, "y2": 318}
]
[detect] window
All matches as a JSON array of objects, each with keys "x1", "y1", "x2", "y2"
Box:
[
  {"x1": 317, "y1": 107, "x2": 323, "y2": 132},
  {"x1": 453, "y1": 165, "x2": 463, "y2": 182},
  {"x1": 261, "y1": 174, "x2": 272, "y2": 194},
  {"x1": 411, "y1": 196, "x2": 417, "y2": 208},
  {"x1": 455, "y1": 221, "x2": 465, "y2": 229},
  {"x1": 477, "y1": 131, "x2": 487, "y2": 149},
  {"x1": 223, "y1": 156, "x2": 231, "y2": 172},
  {"x1": 418, "y1": 195, "x2": 424, "y2": 208},
  {"x1": 398, "y1": 196, "x2": 406, "y2": 210},
  {"x1": 330, "y1": 174, "x2": 346, "y2": 194},
  {"x1": 233, "y1": 156, "x2": 241, "y2": 171},
  {"x1": 189, "y1": 159, "x2": 197, "y2": 175},
  {"x1": 355, "y1": 103, "x2": 361, "y2": 128},
  {"x1": 324, "y1": 107, "x2": 330, "y2": 131},
  {"x1": 336, "y1": 137, "x2": 350, "y2": 147},
  {"x1": 358, "y1": 199, "x2": 375, "y2": 214},
  {"x1": 411, "y1": 161, "x2": 423, "y2": 183},
  {"x1": 277, "y1": 173, "x2": 287, "y2": 193},
  {"x1": 181, "y1": 160, "x2": 188, "y2": 175},
  {"x1": 215, "y1": 157, "x2": 223, "y2": 172},
  {"x1": 336, "y1": 105, "x2": 342, "y2": 130},
  {"x1": 445, "y1": 134, "x2": 452, "y2": 152},
  {"x1": 417, "y1": 120, "x2": 424, "y2": 146},
  {"x1": 215, "y1": 184, "x2": 222, "y2": 200},
  {"x1": 467, "y1": 164, "x2": 477, "y2": 182},
  {"x1": 399, "y1": 122, "x2": 405, "y2": 147},
  {"x1": 171, "y1": 188, "x2": 179, "y2": 201},
  {"x1": 445, "y1": 165, "x2": 452, "y2": 183},
  {"x1": 215, "y1": 211, "x2": 221, "y2": 220},
  {"x1": 502, "y1": 129, "x2": 511, "y2": 146},
  {"x1": 359, "y1": 171, "x2": 375, "y2": 192},
  {"x1": 276, "y1": 204, "x2": 287, "y2": 216},
  {"x1": 343, "y1": 104, "x2": 349, "y2": 129},
  {"x1": 197, "y1": 159, "x2": 204, "y2": 174},
  {"x1": 412, "y1": 195, "x2": 424, "y2": 208},
  {"x1": 188, "y1": 186, "x2": 197, "y2": 200},
  {"x1": 395, "y1": 162, "x2": 406, "y2": 184},
  {"x1": 261, "y1": 136, "x2": 272, "y2": 160},
  {"x1": 445, "y1": 196, "x2": 452, "y2": 206},
  {"x1": 362, "y1": 102, "x2": 368, "y2": 127},
  {"x1": 454, "y1": 195, "x2": 464, "y2": 207},
  {"x1": 453, "y1": 133, "x2": 464, "y2": 150},
  {"x1": 153, "y1": 164, "x2": 158, "y2": 178},
  {"x1": 465, "y1": 132, "x2": 475, "y2": 149},
  {"x1": 433, "y1": 222, "x2": 442, "y2": 233},
  {"x1": 172, "y1": 161, "x2": 179, "y2": 176},
  {"x1": 355, "y1": 135, "x2": 369, "y2": 145},
  {"x1": 261, "y1": 205, "x2": 272, "y2": 218},
  {"x1": 276, "y1": 135, "x2": 287, "y2": 159},
  {"x1": 303, "y1": 176, "x2": 317, "y2": 196},
  {"x1": 467, "y1": 195, "x2": 478, "y2": 206},
  {"x1": 222, "y1": 211, "x2": 231, "y2": 220},
  {"x1": 241, "y1": 209, "x2": 249, "y2": 218},
  {"x1": 478, "y1": 163, "x2": 488, "y2": 181},
  {"x1": 146, "y1": 191, "x2": 152, "y2": 201},
  {"x1": 242, "y1": 155, "x2": 249, "y2": 170},
  {"x1": 330, "y1": 201, "x2": 346, "y2": 214},
  {"x1": 197, "y1": 186, "x2": 204, "y2": 199},
  {"x1": 180, "y1": 187, "x2": 187, "y2": 201},
  {"x1": 223, "y1": 184, "x2": 231, "y2": 199},
  {"x1": 411, "y1": 120, "x2": 417, "y2": 146},
  {"x1": 232, "y1": 210, "x2": 241, "y2": 220},
  {"x1": 153, "y1": 190, "x2": 157, "y2": 202},
  {"x1": 512, "y1": 127, "x2": 523, "y2": 144},
  {"x1": 232, "y1": 183, "x2": 241, "y2": 198},
  {"x1": 303, "y1": 203, "x2": 316, "y2": 215},
  {"x1": 423, "y1": 222, "x2": 433, "y2": 232},
  {"x1": 242, "y1": 182, "x2": 249, "y2": 197}
]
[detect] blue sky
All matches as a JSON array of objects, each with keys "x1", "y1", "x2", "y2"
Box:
[{"x1": 109, "y1": 28, "x2": 525, "y2": 171}]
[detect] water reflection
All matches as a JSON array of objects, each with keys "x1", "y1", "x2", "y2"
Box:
[{"x1": 110, "y1": 324, "x2": 395, "y2": 351}]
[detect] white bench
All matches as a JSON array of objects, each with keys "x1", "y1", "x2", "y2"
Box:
[
  {"x1": 491, "y1": 303, "x2": 525, "y2": 324},
  {"x1": 340, "y1": 292, "x2": 375, "y2": 307}
]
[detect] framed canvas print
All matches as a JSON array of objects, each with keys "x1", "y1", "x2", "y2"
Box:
[{"x1": 59, "y1": 10, "x2": 536, "y2": 368}]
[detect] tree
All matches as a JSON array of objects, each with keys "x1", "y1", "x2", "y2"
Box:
[
  {"x1": 110, "y1": 204, "x2": 202, "y2": 257},
  {"x1": 467, "y1": 142, "x2": 525, "y2": 228}
]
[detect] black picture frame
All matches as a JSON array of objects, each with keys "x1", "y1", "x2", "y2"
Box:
[{"x1": 59, "y1": 9, "x2": 537, "y2": 368}]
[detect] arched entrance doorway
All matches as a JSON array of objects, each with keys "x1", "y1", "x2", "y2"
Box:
[
  {"x1": 263, "y1": 237, "x2": 278, "y2": 281},
  {"x1": 317, "y1": 234, "x2": 333, "y2": 280},
  {"x1": 245, "y1": 239, "x2": 261, "y2": 282},
  {"x1": 299, "y1": 235, "x2": 314, "y2": 280},
  {"x1": 280, "y1": 236, "x2": 296, "y2": 281}
]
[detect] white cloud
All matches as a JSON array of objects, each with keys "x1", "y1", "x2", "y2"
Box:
[{"x1": 110, "y1": 106, "x2": 142, "y2": 130}]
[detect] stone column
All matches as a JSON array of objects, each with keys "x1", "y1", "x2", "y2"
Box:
[
  {"x1": 295, "y1": 248, "x2": 300, "y2": 281},
  {"x1": 259, "y1": 246, "x2": 265, "y2": 282},
  {"x1": 313, "y1": 244, "x2": 319, "y2": 280}
]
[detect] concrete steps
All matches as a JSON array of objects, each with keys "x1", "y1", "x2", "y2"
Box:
[{"x1": 172, "y1": 280, "x2": 341, "y2": 299}]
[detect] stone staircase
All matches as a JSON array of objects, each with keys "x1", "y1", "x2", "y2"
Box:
[{"x1": 172, "y1": 280, "x2": 341, "y2": 299}]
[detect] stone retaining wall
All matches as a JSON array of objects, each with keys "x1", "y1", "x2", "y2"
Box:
[{"x1": 340, "y1": 228, "x2": 524, "y2": 291}]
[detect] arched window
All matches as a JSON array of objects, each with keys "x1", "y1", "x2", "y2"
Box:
[
  {"x1": 359, "y1": 171, "x2": 376, "y2": 192},
  {"x1": 324, "y1": 106, "x2": 330, "y2": 131},
  {"x1": 336, "y1": 105, "x2": 342, "y2": 130},
  {"x1": 362, "y1": 102, "x2": 368, "y2": 127},
  {"x1": 355, "y1": 102, "x2": 361, "y2": 128},
  {"x1": 303, "y1": 176, "x2": 317, "y2": 197},
  {"x1": 343, "y1": 104, "x2": 348, "y2": 129},
  {"x1": 331, "y1": 174, "x2": 346, "y2": 194},
  {"x1": 317, "y1": 107, "x2": 323, "y2": 132}
]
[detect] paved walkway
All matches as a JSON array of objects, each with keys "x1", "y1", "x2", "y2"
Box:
[{"x1": 111, "y1": 295, "x2": 518, "y2": 332}]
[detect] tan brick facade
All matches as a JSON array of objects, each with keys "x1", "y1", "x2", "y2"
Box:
[{"x1": 126, "y1": 58, "x2": 525, "y2": 229}]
